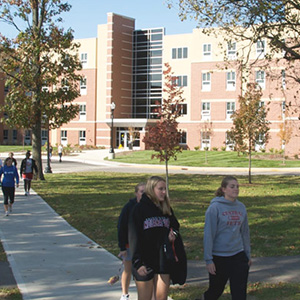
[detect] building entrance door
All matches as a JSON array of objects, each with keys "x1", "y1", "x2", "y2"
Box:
[{"x1": 119, "y1": 131, "x2": 130, "y2": 149}]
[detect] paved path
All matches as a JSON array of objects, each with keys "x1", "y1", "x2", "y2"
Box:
[{"x1": 0, "y1": 149, "x2": 299, "y2": 300}]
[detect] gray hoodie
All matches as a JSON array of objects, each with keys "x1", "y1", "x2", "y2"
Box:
[{"x1": 203, "y1": 196, "x2": 251, "y2": 265}]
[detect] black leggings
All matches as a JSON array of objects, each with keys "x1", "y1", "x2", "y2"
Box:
[
  {"x1": 2, "y1": 186, "x2": 15, "y2": 205},
  {"x1": 204, "y1": 251, "x2": 250, "y2": 300}
]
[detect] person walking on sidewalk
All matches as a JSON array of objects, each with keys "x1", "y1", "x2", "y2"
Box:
[
  {"x1": 198, "y1": 176, "x2": 251, "y2": 300},
  {"x1": 9, "y1": 152, "x2": 17, "y2": 167},
  {"x1": 58, "y1": 144, "x2": 63, "y2": 162},
  {"x1": 117, "y1": 182, "x2": 145, "y2": 300},
  {"x1": 20, "y1": 150, "x2": 38, "y2": 196},
  {"x1": 130, "y1": 176, "x2": 180, "y2": 300},
  {"x1": 0, "y1": 157, "x2": 19, "y2": 216}
]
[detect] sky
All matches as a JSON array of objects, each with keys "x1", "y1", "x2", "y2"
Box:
[{"x1": 1, "y1": 0, "x2": 199, "y2": 39}]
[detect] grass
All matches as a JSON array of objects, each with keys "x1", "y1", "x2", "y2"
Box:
[
  {"x1": 112, "y1": 150, "x2": 300, "y2": 168},
  {"x1": 31, "y1": 172, "x2": 300, "y2": 299}
]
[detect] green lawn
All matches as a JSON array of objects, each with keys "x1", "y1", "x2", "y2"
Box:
[
  {"x1": 112, "y1": 150, "x2": 300, "y2": 168},
  {"x1": 32, "y1": 172, "x2": 300, "y2": 299}
]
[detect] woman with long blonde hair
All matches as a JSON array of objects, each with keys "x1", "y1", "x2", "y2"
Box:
[{"x1": 130, "y1": 176, "x2": 180, "y2": 300}]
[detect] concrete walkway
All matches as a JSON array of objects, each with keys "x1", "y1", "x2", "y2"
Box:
[{"x1": 0, "y1": 188, "x2": 138, "y2": 300}]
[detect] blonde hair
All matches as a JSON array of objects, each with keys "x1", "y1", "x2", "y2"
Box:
[
  {"x1": 145, "y1": 176, "x2": 171, "y2": 215},
  {"x1": 215, "y1": 176, "x2": 238, "y2": 197}
]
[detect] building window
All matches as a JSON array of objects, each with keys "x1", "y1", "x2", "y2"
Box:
[
  {"x1": 172, "y1": 75, "x2": 188, "y2": 87},
  {"x1": 180, "y1": 131, "x2": 187, "y2": 144},
  {"x1": 61, "y1": 130, "x2": 67, "y2": 146},
  {"x1": 201, "y1": 102, "x2": 211, "y2": 120},
  {"x1": 13, "y1": 130, "x2": 17, "y2": 141},
  {"x1": 227, "y1": 42, "x2": 237, "y2": 59},
  {"x1": 25, "y1": 130, "x2": 31, "y2": 145},
  {"x1": 3, "y1": 130, "x2": 8, "y2": 141},
  {"x1": 255, "y1": 133, "x2": 265, "y2": 151},
  {"x1": 79, "y1": 104, "x2": 86, "y2": 121},
  {"x1": 202, "y1": 72, "x2": 211, "y2": 91},
  {"x1": 226, "y1": 71, "x2": 236, "y2": 91},
  {"x1": 201, "y1": 132, "x2": 210, "y2": 150},
  {"x1": 256, "y1": 40, "x2": 265, "y2": 58},
  {"x1": 255, "y1": 70, "x2": 265, "y2": 89},
  {"x1": 281, "y1": 69, "x2": 286, "y2": 90},
  {"x1": 41, "y1": 130, "x2": 47, "y2": 146},
  {"x1": 80, "y1": 78, "x2": 87, "y2": 95},
  {"x1": 226, "y1": 132, "x2": 234, "y2": 151},
  {"x1": 226, "y1": 102, "x2": 235, "y2": 120},
  {"x1": 79, "y1": 130, "x2": 86, "y2": 145},
  {"x1": 172, "y1": 47, "x2": 188, "y2": 59},
  {"x1": 80, "y1": 53, "x2": 88, "y2": 66},
  {"x1": 203, "y1": 44, "x2": 212, "y2": 59}
]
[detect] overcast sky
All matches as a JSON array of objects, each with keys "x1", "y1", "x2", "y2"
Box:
[{"x1": 1, "y1": 0, "x2": 199, "y2": 39}]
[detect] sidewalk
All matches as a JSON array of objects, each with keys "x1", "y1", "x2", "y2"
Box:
[{"x1": 0, "y1": 188, "x2": 138, "y2": 300}]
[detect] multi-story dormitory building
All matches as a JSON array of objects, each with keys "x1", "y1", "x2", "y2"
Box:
[{"x1": 1, "y1": 12, "x2": 300, "y2": 156}]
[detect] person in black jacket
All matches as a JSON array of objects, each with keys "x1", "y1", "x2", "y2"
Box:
[
  {"x1": 117, "y1": 182, "x2": 145, "y2": 300},
  {"x1": 130, "y1": 176, "x2": 180, "y2": 300},
  {"x1": 20, "y1": 151, "x2": 38, "y2": 196}
]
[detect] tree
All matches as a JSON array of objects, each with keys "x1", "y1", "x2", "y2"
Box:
[
  {"x1": 143, "y1": 63, "x2": 185, "y2": 195},
  {"x1": 278, "y1": 121, "x2": 293, "y2": 165},
  {"x1": 199, "y1": 121, "x2": 213, "y2": 164},
  {"x1": 167, "y1": 0, "x2": 300, "y2": 84},
  {"x1": 227, "y1": 83, "x2": 270, "y2": 183},
  {"x1": 0, "y1": 0, "x2": 82, "y2": 180}
]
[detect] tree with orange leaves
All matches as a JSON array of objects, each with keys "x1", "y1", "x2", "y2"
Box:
[{"x1": 143, "y1": 63, "x2": 185, "y2": 195}]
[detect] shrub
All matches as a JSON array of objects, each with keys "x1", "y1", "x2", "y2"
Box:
[
  {"x1": 221, "y1": 146, "x2": 226, "y2": 151},
  {"x1": 212, "y1": 147, "x2": 218, "y2": 151},
  {"x1": 194, "y1": 146, "x2": 200, "y2": 151}
]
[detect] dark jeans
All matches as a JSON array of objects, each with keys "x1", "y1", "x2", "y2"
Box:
[
  {"x1": 204, "y1": 251, "x2": 250, "y2": 300},
  {"x1": 2, "y1": 186, "x2": 15, "y2": 205}
]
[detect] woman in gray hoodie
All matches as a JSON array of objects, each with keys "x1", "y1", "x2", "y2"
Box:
[{"x1": 201, "y1": 176, "x2": 251, "y2": 300}]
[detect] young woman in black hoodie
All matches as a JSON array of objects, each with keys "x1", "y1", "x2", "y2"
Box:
[{"x1": 130, "y1": 176, "x2": 179, "y2": 300}]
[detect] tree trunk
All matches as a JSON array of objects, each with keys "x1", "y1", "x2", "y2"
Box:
[
  {"x1": 32, "y1": 122, "x2": 45, "y2": 180},
  {"x1": 248, "y1": 147, "x2": 252, "y2": 184},
  {"x1": 165, "y1": 156, "x2": 169, "y2": 198}
]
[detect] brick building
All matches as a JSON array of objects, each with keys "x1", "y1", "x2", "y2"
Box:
[{"x1": 1, "y1": 12, "x2": 300, "y2": 156}]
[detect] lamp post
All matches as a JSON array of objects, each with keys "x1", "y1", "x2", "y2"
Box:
[
  {"x1": 44, "y1": 119, "x2": 52, "y2": 173},
  {"x1": 109, "y1": 102, "x2": 116, "y2": 159}
]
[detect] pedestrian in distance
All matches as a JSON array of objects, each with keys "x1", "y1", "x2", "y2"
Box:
[
  {"x1": 130, "y1": 176, "x2": 180, "y2": 300},
  {"x1": 58, "y1": 144, "x2": 63, "y2": 162},
  {"x1": 9, "y1": 152, "x2": 17, "y2": 167},
  {"x1": 196, "y1": 176, "x2": 251, "y2": 300},
  {"x1": 117, "y1": 182, "x2": 146, "y2": 300},
  {"x1": 0, "y1": 157, "x2": 19, "y2": 216},
  {"x1": 20, "y1": 150, "x2": 38, "y2": 196}
]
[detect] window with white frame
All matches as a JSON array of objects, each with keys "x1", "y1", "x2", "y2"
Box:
[
  {"x1": 202, "y1": 72, "x2": 211, "y2": 91},
  {"x1": 61, "y1": 130, "x2": 67, "y2": 145},
  {"x1": 256, "y1": 40, "x2": 265, "y2": 58},
  {"x1": 80, "y1": 53, "x2": 88, "y2": 67},
  {"x1": 226, "y1": 102, "x2": 235, "y2": 120},
  {"x1": 79, "y1": 104, "x2": 86, "y2": 121},
  {"x1": 80, "y1": 78, "x2": 87, "y2": 95},
  {"x1": 172, "y1": 75, "x2": 188, "y2": 87},
  {"x1": 79, "y1": 130, "x2": 86, "y2": 145},
  {"x1": 227, "y1": 42, "x2": 237, "y2": 59},
  {"x1": 255, "y1": 133, "x2": 265, "y2": 151},
  {"x1": 255, "y1": 70, "x2": 265, "y2": 89},
  {"x1": 225, "y1": 132, "x2": 234, "y2": 151},
  {"x1": 172, "y1": 47, "x2": 188, "y2": 59},
  {"x1": 281, "y1": 69, "x2": 286, "y2": 90},
  {"x1": 201, "y1": 132, "x2": 211, "y2": 150},
  {"x1": 226, "y1": 71, "x2": 236, "y2": 90},
  {"x1": 201, "y1": 102, "x2": 211, "y2": 120},
  {"x1": 282, "y1": 101, "x2": 286, "y2": 118},
  {"x1": 41, "y1": 130, "x2": 47, "y2": 146},
  {"x1": 203, "y1": 44, "x2": 212, "y2": 59}
]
